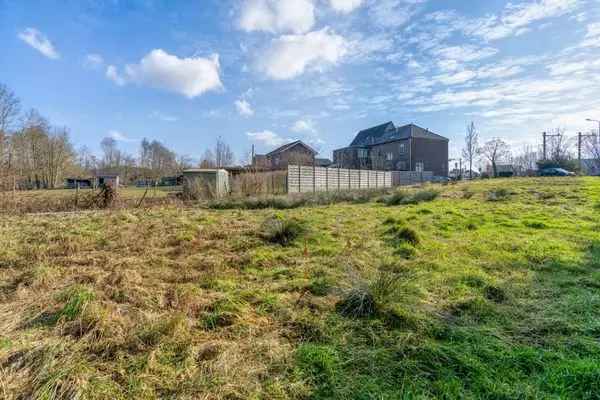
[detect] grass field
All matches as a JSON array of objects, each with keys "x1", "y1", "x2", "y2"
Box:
[
  {"x1": 1, "y1": 177, "x2": 599, "y2": 399},
  {"x1": 0, "y1": 186, "x2": 181, "y2": 213}
]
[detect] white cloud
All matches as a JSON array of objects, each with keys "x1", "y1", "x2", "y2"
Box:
[
  {"x1": 247, "y1": 130, "x2": 291, "y2": 146},
  {"x1": 106, "y1": 65, "x2": 126, "y2": 86},
  {"x1": 18, "y1": 28, "x2": 60, "y2": 59},
  {"x1": 108, "y1": 130, "x2": 136, "y2": 142},
  {"x1": 238, "y1": 0, "x2": 315, "y2": 34},
  {"x1": 235, "y1": 99, "x2": 255, "y2": 116},
  {"x1": 150, "y1": 111, "x2": 179, "y2": 122},
  {"x1": 469, "y1": 0, "x2": 580, "y2": 40},
  {"x1": 329, "y1": 0, "x2": 363, "y2": 13},
  {"x1": 291, "y1": 119, "x2": 316, "y2": 133},
  {"x1": 258, "y1": 28, "x2": 348, "y2": 80},
  {"x1": 433, "y1": 45, "x2": 498, "y2": 63},
  {"x1": 434, "y1": 70, "x2": 477, "y2": 85},
  {"x1": 84, "y1": 53, "x2": 104, "y2": 69},
  {"x1": 369, "y1": 0, "x2": 426, "y2": 28},
  {"x1": 105, "y1": 49, "x2": 223, "y2": 98},
  {"x1": 580, "y1": 22, "x2": 600, "y2": 47}
]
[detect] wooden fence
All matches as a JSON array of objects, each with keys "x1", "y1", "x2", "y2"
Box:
[{"x1": 287, "y1": 165, "x2": 392, "y2": 194}]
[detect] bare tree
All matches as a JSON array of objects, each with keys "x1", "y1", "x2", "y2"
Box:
[
  {"x1": 199, "y1": 149, "x2": 216, "y2": 168},
  {"x1": 462, "y1": 122, "x2": 480, "y2": 179},
  {"x1": 0, "y1": 84, "x2": 21, "y2": 131},
  {"x1": 584, "y1": 133, "x2": 600, "y2": 172},
  {"x1": 481, "y1": 138, "x2": 511, "y2": 177},
  {"x1": 214, "y1": 137, "x2": 234, "y2": 168},
  {"x1": 139, "y1": 138, "x2": 178, "y2": 178},
  {"x1": 77, "y1": 145, "x2": 97, "y2": 172},
  {"x1": 547, "y1": 128, "x2": 573, "y2": 163},
  {"x1": 100, "y1": 137, "x2": 121, "y2": 168}
]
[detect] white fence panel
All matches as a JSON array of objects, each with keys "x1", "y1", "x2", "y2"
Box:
[{"x1": 288, "y1": 165, "x2": 393, "y2": 193}]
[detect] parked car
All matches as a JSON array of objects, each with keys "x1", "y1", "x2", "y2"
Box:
[
  {"x1": 431, "y1": 176, "x2": 451, "y2": 183},
  {"x1": 539, "y1": 168, "x2": 575, "y2": 177}
]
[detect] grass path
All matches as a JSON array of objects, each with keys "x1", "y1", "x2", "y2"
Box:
[{"x1": 0, "y1": 177, "x2": 599, "y2": 399}]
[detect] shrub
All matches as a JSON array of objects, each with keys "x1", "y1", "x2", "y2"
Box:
[{"x1": 261, "y1": 216, "x2": 306, "y2": 246}]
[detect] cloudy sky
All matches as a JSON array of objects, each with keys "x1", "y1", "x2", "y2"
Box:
[{"x1": 1, "y1": 0, "x2": 599, "y2": 161}]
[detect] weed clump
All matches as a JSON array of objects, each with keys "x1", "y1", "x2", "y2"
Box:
[
  {"x1": 307, "y1": 276, "x2": 332, "y2": 296},
  {"x1": 524, "y1": 220, "x2": 548, "y2": 229},
  {"x1": 387, "y1": 224, "x2": 420, "y2": 246},
  {"x1": 336, "y1": 272, "x2": 398, "y2": 318},
  {"x1": 56, "y1": 286, "x2": 95, "y2": 322},
  {"x1": 487, "y1": 188, "x2": 511, "y2": 201},
  {"x1": 382, "y1": 189, "x2": 440, "y2": 206},
  {"x1": 484, "y1": 285, "x2": 507, "y2": 303},
  {"x1": 261, "y1": 215, "x2": 306, "y2": 246}
]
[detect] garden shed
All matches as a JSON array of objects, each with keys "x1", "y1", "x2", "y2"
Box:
[{"x1": 182, "y1": 169, "x2": 229, "y2": 199}]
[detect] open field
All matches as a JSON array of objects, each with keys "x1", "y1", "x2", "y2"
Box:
[{"x1": 1, "y1": 177, "x2": 599, "y2": 399}]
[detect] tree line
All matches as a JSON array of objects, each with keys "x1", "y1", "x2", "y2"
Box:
[
  {"x1": 461, "y1": 122, "x2": 599, "y2": 178},
  {"x1": 0, "y1": 83, "x2": 237, "y2": 189}
]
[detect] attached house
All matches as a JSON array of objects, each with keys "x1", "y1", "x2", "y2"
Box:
[
  {"x1": 333, "y1": 122, "x2": 449, "y2": 176},
  {"x1": 253, "y1": 140, "x2": 318, "y2": 170}
]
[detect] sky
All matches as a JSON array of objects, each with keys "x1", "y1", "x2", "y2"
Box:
[{"x1": 1, "y1": 0, "x2": 600, "y2": 163}]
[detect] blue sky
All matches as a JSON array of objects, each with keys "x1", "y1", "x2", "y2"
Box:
[{"x1": 1, "y1": 0, "x2": 599, "y2": 163}]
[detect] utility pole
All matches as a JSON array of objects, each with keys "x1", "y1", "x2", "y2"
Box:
[{"x1": 543, "y1": 131, "x2": 546, "y2": 160}]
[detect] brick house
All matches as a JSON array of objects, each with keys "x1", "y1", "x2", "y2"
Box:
[
  {"x1": 253, "y1": 140, "x2": 317, "y2": 170},
  {"x1": 333, "y1": 122, "x2": 449, "y2": 176}
]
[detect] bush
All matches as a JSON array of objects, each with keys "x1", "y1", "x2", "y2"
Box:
[{"x1": 261, "y1": 216, "x2": 306, "y2": 246}]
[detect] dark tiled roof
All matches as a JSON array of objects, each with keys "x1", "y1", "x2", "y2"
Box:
[
  {"x1": 266, "y1": 140, "x2": 318, "y2": 157},
  {"x1": 350, "y1": 121, "x2": 396, "y2": 146},
  {"x1": 349, "y1": 122, "x2": 448, "y2": 147}
]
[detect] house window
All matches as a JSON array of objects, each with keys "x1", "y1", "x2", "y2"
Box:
[
  {"x1": 358, "y1": 149, "x2": 368, "y2": 158},
  {"x1": 399, "y1": 143, "x2": 406, "y2": 153},
  {"x1": 386, "y1": 153, "x2": 393, "y2": 161},
  {"x1": 415, "y1": 162, "x2": 424, "y2": 172}
]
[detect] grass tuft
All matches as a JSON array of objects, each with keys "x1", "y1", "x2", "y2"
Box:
[
  {"x1": 382, "y1": 189, "x2": 440, "y2": 206},
  {"x1": 336, "y1": 271, "x2": 399, "y2": 319},
  {"x1": 56, "y1": 286, "x2": 95, "y2": 322},
  {"x1": 261, "y1": 215, "x2": 306, "y2": 246},
  {"x1": 487, "y1": 188, "x2": 512, "y2": 201}
]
